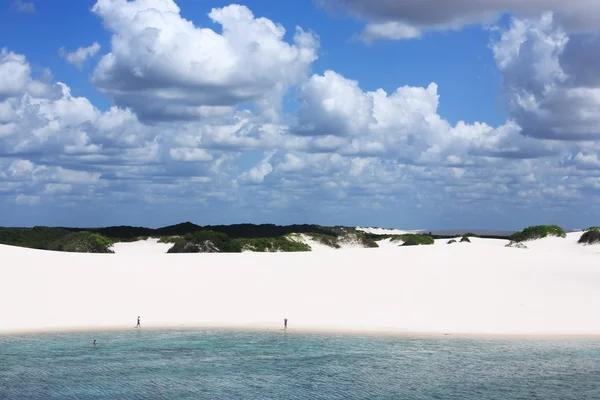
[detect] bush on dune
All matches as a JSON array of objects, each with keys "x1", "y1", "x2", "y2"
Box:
[
  {"x1": 0, "y1": 226, "x2": 71, "y2": 249},
  {"x1": 167, "y1": 231, "x2": 312, "y2": 253},
  {"x1": 305, "y1": 233, "x2": 341, "y2": 249},
  {"x1": 236, "y1": 237, "x2": 311, "y2": 252},
  {"x1": 391, "y1": 234, "x2": 435, "y2": 246},
  {"x1": 340, "y1": 232, "x2": 379, "y2": 248},
  {"x1": 157, "y1": 236, "x2": 179, "y2": 244},
  {"x1": 509, "y1": 225, "x2": 566, "y2": 243},
  {"x1": 48, "y1": 232, "x2": 114, "y2": 253},
  {"x1": 579, "y1": 227, "x2": 600, "y2": 245},
  {"x1": 461, "y1": 232, "x2": 479, "y2": 238},
  {"x1": 167, "y1": 230, "x2": 238, "y2": 253}
]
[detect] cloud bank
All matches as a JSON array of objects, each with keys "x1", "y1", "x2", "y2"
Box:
[{"x1": 1, "y1": 1, "x2": 600, "y2": 228}]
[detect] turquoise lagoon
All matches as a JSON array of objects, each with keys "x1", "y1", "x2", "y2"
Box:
[{"x1": 1, "y1": 329, "x2": 599, "y2": 399}]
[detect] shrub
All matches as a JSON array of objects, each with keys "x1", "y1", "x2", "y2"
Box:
[
  {"x1": 236, "y1": 237, "x2": 311, "y2": 252},
  {"x1": 305, "y1": 233, "x2": 341, "y2": 249},
  {"x1": 342, "y1": 232, "x2": 379, "y2": 248},
  {"x1": 460, "y1": 236, "x2": 471, "y2": 243},
  {"x1": 167, "y1": 230, "x2": 239, "y2": 253},
  {"x1": 48, "y1": 232, "x2": 114, "y2": 253},
  {"x1": 158, "y1": 236, "x2": 179, "y2": 244},
  {"x1": 509, "y1": 225, "x2": 566, "y2": 242},
  {"x1": 461, "y1": 232, "x2": 479, "y2": 237},
  {"x1": 0, "y1": 226, "x2": 71, "y2": 249},
  {"x1": 447, "y1": 239, "x2": 457, "y2": 244},
  {"x1": 579, "y1": 228, "x2": 600, "y2": 245},
  {"x1": 391, "y1": 234, "x2": 435, "y2": 246}
]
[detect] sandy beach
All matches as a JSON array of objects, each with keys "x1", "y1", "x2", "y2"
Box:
[{"x1": 1, "y1": 232, "x2": 599, "y2": 336}]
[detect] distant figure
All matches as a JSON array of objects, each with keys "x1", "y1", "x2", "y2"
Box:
[
  {"x1": 93, "y1": 339, "x2": 97, "y2": 345},
  {"x1": 135, "y1": 316, "x2": 141, "y2": 328},
  {"x1": 284, "y1": 318, "x2": 288, "y2": 330}
]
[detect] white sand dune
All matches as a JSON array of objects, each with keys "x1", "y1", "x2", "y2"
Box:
[
  {"x1": 111, "y1": 238, "x2": 172, "y2": 254},
  {"x1": 1, "y1": 232, "x2": 599, "y2": 336}
]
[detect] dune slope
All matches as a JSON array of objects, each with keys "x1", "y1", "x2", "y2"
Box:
[{"x1": 1, "y1": 235, "x2": 600, "y2": 335}]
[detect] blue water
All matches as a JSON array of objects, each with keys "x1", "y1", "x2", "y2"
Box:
[{"x1": 1, "y1": 329, "x2": 600, "y2": 399}]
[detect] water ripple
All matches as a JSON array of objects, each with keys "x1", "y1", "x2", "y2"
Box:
[{"x1": 0, "y1": 330, "x2": 599, "y2": 399}]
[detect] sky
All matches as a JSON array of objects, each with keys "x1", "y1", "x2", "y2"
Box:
[{"x1": 1, "y1": 0, "x2": 600, "y2": 230}]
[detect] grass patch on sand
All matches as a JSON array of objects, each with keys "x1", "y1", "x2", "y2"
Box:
[
  {"x1": 509, "y1": 225, "x2": 566, "y2": 242},
  {"x1": 48, "y1": 232, "x2": 114, "y2": 253},
  {"x1": 304, "y1": 233, "x2": 341, "y2": 249},
  {"x1": 390, "y1": 234, "x2": 435, "y2": 246},
  {"x1": 579, "y1": 227, "x2": 600, "y2": 245}
]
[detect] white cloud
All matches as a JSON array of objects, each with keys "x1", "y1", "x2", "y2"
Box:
[
  {"x1": 491, "y1": 12, "x2": 600, "y2": 140},
  {"x1": 239, "y1": 154, "x2": 274, "y2": 183},
  {"x1": 2, "y1": 2, "x2": 600, "y2": 228},
  {"x1": 90, "y1": 0, "x2": 319, "y2": 121},
  {"x1": 15, "y1": 194, "x2": 40, "y2": 205},
  {"x1": 0, "y1": 49, "x2": 31, "y2": 99},
  {"x1": 169, "y1": 147, "x2": 213, "y2": 162},
  {"x1": 59, "y1": 43, "x2": 101, "y2": 69},
  {"x1": 359, "y1": 21, "x2": 421, "y2": 43},
  {"x1": 297, "y1": 71, "x2": 374, "y2": 137},
  {"x1": 12, "y1": 0, "x2": 35, "y2": 13},
  {"x1": 326, "y1": 0, "x2": 600, "y2": 41}
]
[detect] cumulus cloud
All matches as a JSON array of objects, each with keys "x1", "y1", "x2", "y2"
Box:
[
  {"x1": 492, "y1": 12, "x2": 600, "y2": 140},
  {"x1": 90, "y1": 0, "x2": 319, "y2": 122},
  {"x1": 293, "y1": 70, "x2": 551, "y2": 162},
  {"x1": 324, "y1": 0, "x2": 600, "y2": 41},
  {"x1": 239, "y1": 153, "x2": 274, "y2": 183},
  {"x1": 0, "y1": 49, "x2": 31, "y2": 99},
  {"x1": 3, "y1": 0, "x2": 600, "y2": 227},
  {"x1": 59, "y1": 43, "x2": 102, "y2": 69}
]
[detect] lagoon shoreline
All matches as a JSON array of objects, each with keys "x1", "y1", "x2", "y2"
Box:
[{"x1": 2, "y1": 231, "x2": 600, "y2": 337}]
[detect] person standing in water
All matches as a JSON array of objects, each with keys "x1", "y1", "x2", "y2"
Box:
[
  {"x1": 284, "y1": 318, "x2": 288, "y2": 330},
  {"x1": 135, "y1": 316, "x2": 141, "y2": 328},
  {"x1": 93, "y1": 339, "x2": 97, "y2": 345}
]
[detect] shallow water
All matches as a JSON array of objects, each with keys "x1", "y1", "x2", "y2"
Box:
[{"x1": 1, "y1": 329, "x2": 599, "y2": 399}]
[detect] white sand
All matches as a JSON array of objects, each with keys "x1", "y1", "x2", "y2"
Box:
[
  {"x1": 288, "y1": 234, "x2": 335, "y2": 252},
  {"x1": 111, "y1": 238, "x2": 172, "y2": 254},
  {"x1": 1, "y1": 232, "x2": 600, "y2": 336}
]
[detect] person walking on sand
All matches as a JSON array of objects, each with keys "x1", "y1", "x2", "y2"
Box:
[
  {"x1": 135, "y1": 316, "x2": 141, "y2": 328},
  {"x1": 284, "y1": 318, "x2": 288, "y2": 330}
]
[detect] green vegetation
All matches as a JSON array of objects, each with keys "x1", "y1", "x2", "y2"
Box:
[
  {"x1": 237, "y1": 237, "x2": 311, "y2": 252},
  {"x1": 460, "y1": 236, "x2": 471, "y2": 243},
  {"x1": 0, "y1": 226, "x2": 71, "y2": 249},
  {"x1": 304, "y1": 233, "x2": 341, "y2": 249},
  {"x1": 47, "y1": 232, "x2": 114, "y2": 253},
  {"x1": 461, "y1": 232, "x2": 479, "y2": 237},
  {"x1": 345, "y1": 232, "x2": 379, "y2": 248},
  {"x1": 167, "y1": 230, "x2": 238, "y2": 253},
  {"x1": 390, "y1": 234, "x2": 435, "y2": 246},
  {"x1": 157, "y1": 236, "x2": 179, "y2": 244},
  {"x1": 167, "y1": 231, "x2": 312, "y2": 253},
  {"x1": 509, "y1": 225, "x2": 566, "y2": 242},
  {"x1": 584, "y1": 226, "x2": 600, "y2": 232},
  {"x1": 579, "y1": 227, "x2": 600, "y2": 245}
]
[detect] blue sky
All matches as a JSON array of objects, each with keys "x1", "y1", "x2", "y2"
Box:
[{"x1": 1, "y1": 0, "x2": 600, "y2": 229}]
